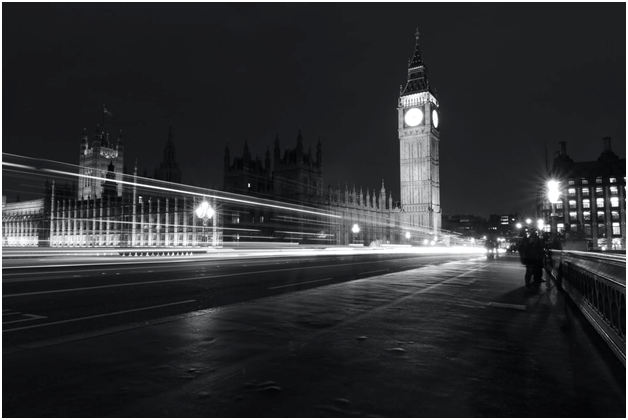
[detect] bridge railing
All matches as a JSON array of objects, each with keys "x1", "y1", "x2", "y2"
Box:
[{"x1": 546, "y1": 250, "x2": 626, "y2": 366}]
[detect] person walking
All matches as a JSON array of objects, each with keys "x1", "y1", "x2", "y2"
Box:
[{"x1": 518, "y1": 228, "x2": 545, "y2": 290}]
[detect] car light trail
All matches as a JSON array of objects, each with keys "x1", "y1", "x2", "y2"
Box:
[{"x1": 2, "y1": 157, "x2": 341, "y2": 219}]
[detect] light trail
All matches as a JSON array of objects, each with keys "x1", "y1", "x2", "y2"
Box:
[
  {"x1": 2, "y1": 158, "x2": 341, "y2": 219},
  {"x1": 2, "y1": 245, "x2": 487, "y2": 272},
  {"x1": 1, "y1": 251, "x2": 475, "y2": 297}
]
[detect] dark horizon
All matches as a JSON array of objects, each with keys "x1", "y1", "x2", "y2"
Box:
[{"x1": 3, "y1": 3, "x2": 625, "y2": 219}]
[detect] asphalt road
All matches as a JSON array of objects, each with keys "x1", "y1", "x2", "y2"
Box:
[
  {"x1": 3, "y1": 249, "x2": 480, "y2": 349},
  {"x1": 2, "y1": 254, "x2": 624, "y2": 417}
]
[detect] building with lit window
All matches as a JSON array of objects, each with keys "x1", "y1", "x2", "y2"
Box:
[
  {"x1": 223, "y1": 132, "x2": 403, "y2": 246},
  {"x1": 544, "y1": 137, "x2": 626, "y2": 250}
]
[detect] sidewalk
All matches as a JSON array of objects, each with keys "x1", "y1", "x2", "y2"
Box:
[{"x1": 3, "y1": 256, "x2": 625, "y2": 417}]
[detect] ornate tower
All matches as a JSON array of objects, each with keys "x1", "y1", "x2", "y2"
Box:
[
  {"x1": 155, "y1": 122, "x2": 182, "y2": 184},
  {"x1": 398, "y1": 29, "x2": 441, "y2": 233},
  {"x1": 78, "y1": 107, "x2": 124, "y2": 200}
]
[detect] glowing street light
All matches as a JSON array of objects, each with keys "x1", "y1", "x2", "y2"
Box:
[
  {"x1": 537, "y1": 219, "x2": 545, "y2": 232},
  {"x1": 195, "y1": 200, "x2": 216, "y2": 246},
  {"x1": 351, "y1": 223, "x2": 360, "y2": 244},
  {"x1": 525, "y1": 218, "x2": 532, "y2": 225},
  {"x1": 405, "y1": 231, "x2": 411, "y2": 240},
  {"x1": 195, "y1": 200, "x2": 215, "y2": 219},
  {"x1": 516, "y1": 223, "x2": 522, "y2": 229},
  {"x1": 547, "y1": 180, "x2": 560, "y2": 246},
  {"x1": 547, "y1": 180, "x2": 560, "y2": 204}
]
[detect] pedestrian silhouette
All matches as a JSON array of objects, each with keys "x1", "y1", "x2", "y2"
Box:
[{"x1": 518, "y1": 228, "x2": 545, "y2": 291}]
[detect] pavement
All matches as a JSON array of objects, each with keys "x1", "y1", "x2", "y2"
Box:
[{"x1": 2, "y1": 255, "x2": 625, "y2": 417}]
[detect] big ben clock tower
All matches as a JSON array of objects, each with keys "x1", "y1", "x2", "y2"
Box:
[{"x1": 398, "y1": 29, "x2": 441, "y2": 234}]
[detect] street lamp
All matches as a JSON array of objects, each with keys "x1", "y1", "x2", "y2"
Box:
[
  {"x1": 547, "y1": 180, "x2": 560, "y2": 246},
  {"x1": 352, "y1": 223, "x2": 360, "y2": 244},
  {"x1": 405, "y1": 231, "x2": 411, "y2": 241},
  {"x1": 195, "y1": 200, "x2": 216, "y2": 246}
]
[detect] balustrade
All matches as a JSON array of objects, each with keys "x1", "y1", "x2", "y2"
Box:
[{"x1": 548, "y1": 250, "x2": 626, "y2": 366}]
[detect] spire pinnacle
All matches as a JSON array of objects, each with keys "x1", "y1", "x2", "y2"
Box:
[{"x1": 401, "y1": 28, "x2": 433, "y2": 97}]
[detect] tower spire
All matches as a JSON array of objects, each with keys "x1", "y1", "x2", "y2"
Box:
[{"x1": 401, "y1": 29, "x2": 432, "y2": 96}]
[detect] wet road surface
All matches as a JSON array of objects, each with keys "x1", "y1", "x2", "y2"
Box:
[
  {"x1": 3, "y1": 249, "x2": 477, "y2": 347},
  {"x1": 2, "y1": 255, "x2": 625, "y2": 417}
]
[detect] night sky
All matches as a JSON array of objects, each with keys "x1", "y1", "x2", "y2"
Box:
[{"x1": 3, "y1": 3, "x2": 625, "y2": 218}]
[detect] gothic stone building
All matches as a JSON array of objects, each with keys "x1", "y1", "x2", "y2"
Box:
[
  {"x1": 398, "y1": 29, "x2": 441, "y2": 234},
  {"x1": 3, "y1": 30, "x2": 443, "y2": 248},
  {"x1": 543, "y1": 137, "x2": 626, "y2": 250},
  {"x1": 223, "y1": 131, "x2": 403, "y2": 246}
]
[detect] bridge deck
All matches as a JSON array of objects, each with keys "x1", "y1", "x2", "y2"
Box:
[{"x1": 3, "y1": 255, "x2": 625, "y2": 417}]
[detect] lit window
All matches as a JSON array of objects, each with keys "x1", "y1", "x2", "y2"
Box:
[
  {"x1": 556, "y1": 202, "x2": 564, "y2": 210},
  {"x1": 597, "y1": 211, "x2": 605, "y2": 221},
  {"x1": 581, "y1": 178, "x2": 589, "y2": 185},
  {"x1": 260, "y1": 216, "x2": 264, "y2": 223},
  {"x1": 568, "y1": 200, "x2": 577, "y2": 208},
  {"x1": 582, "y1": 188, "x2": 589, "y2": 197},
  {"x1": 612, "y1": 222, "x2": 621, "y2": 235},
  {"x1": 610, "y1": 186, "x2": 618, "y2": 195},
  {"x1": 232, "y1": 213, "x2": 240, "y2": 224},
  {"x1": 568, "y1": 179, "x2": 575, "y2": 185},
  {"x1": 611, "y1": 211, "x2": 620, "y2": 220},
  {"x1": 596, "y1": 198, "x2": 604, "y2": 208},
  {"x1": 582, "y1": 199, "x2": 590, "y2": 209},
  {"x1": 595, "y1": 187, "x2": 603, "y2": 195},
  {"x1": 610, "y1": 177, "x2": 617, "y2": 184},
  {"x1": 610, "y1": 197, "x2": 619, "y2": 207},
  {"x1": 569, "y1": 211, "x2": 577, "y2": 221},
  {"x1": 568, "y1": 188, "x2": 576, "y2": 197},
  {"x1": 583, "y1": 211, "x2": 591, "y2": 221},
  {"x1": 596, "y1": 177, "x2": 603, "y2": 184}
]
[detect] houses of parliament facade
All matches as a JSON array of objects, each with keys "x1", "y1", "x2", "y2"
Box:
[{"x1": 3, "y1": 31, "x2": 444, "y2": 248}]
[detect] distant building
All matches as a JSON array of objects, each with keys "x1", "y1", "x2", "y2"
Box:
[
  {"x1": 154, "y1": 123, "x2": 182, "y2": 184},
  {"x1": 223, "y1": 132, "x2": 404, "y2": 246},
  {"x1": 78, "y1": 125, "x2": 124, "y2": 200},
  {"x1": 3, "y1": 30, "x2": 453, "y2": 248},
  {"x1": 2, "y1": 198, "x2": 46, "y2": 246},
  {"x1": 487, "y1": 214, "x2": 518, "y2": 237},
  {"x1": 544, "y1": 137, "x2": 626, "y2": 250},
  {"x1": 442, "y1": 214, "x2": 487, "y2": 238}
]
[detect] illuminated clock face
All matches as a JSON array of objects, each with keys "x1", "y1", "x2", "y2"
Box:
[
  {"x1": 432, "y1": 109, "x2": 439, "y2": 128},
  {"x1": 404, "y1": 108, "x2": 423, "y2": 127}
]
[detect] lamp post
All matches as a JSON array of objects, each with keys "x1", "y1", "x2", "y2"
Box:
[
  {"x1": 547, "y1": 180, "x2": 560, "y2": 246},
  {"x1": 195, "y1": 199, "x2": 215, "y2": 247},
  {"x1": 352, "y1": 223, "x2": 360, "y2": 244},
  {"x1": 405, "y1": 231, "x2": 411, "y2": 244}
]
